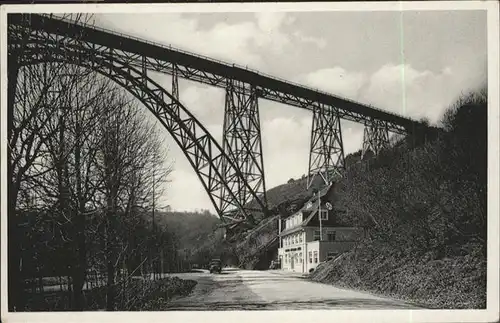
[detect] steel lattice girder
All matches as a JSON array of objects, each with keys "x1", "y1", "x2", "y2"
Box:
[
  {"x1": 8, "y1": 14, "x2": 435, "y2": 138},
  {"x1": 221, "y1": 80, "x2": 267, "y2": 219},
  {"x1": 361, "y1": 120, "x2": 390, "y2": 159},
  {"x1": 7, "y1": 15, "x2": 265, "y2": 224},
  {"x1": 307, "y1": 103, "x2": 345, "y2": 188}
]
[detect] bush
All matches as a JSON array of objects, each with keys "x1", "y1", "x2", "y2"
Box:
[{"x1": 23, "y1": 277, "x2": 197, "y2": 311}]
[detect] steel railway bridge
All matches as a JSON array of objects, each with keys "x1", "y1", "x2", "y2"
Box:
[{"x1": 7, "y1": 13, "x2": 436, "y2": 228}]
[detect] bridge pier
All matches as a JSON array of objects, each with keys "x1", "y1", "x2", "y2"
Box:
[
  {"x1": 221, "y1": 80, "x2": 267, "y2": 221},
  {"x1": 361, "y1": 120, "x2": 390, "y2": 159},
  {"x1": 307, "y1": 104, "x2": 345, "y2": 189}
]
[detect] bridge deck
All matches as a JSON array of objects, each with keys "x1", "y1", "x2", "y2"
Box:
[{"x1": 9, "y1": 13, "x2": 430, "y2": 134}]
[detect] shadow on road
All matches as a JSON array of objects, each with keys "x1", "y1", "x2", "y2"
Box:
[
  {"x1": 166, "y1": 297, "x2": 421, "y2": 310},
  {"x1": 165, "y1": 269, "x2": 422, "y2": 310}
]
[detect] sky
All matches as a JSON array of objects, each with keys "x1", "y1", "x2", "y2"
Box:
[{"x1": 91, "y1": 9, "x2": 487, "y2": 214}]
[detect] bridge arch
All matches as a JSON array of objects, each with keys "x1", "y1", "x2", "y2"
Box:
[{"x1": 9, "y1": 21, "x2": 266, "y2": 224}]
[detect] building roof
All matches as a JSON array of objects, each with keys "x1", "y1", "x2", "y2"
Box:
[
  {"x1": 279, "y1": 183, "x2": 336, "y2": 236},
  {"x1": 282, "y1": 182, "x2": 334, "y2": 220}
]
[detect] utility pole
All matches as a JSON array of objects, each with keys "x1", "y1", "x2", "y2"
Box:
[
  {"x1": 152, "y1": 169, "x2": 156, "y2": 279},
  {"x1": 318, "y1": 191, "x2": 323, "y2": 241},
  {"x1": 278, "y1": 214, "x2": 282, "y2": 248}
]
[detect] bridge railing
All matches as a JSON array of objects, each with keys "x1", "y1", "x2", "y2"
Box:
[{"x1": 38, "y1": 13, "x2": 412, "y2": 122}]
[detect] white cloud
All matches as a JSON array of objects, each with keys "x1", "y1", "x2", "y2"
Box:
[
  {"x1": 293, "y1": 31, "x2": 327, "y2": 49},
  {"x1": 179, "y1": 83, "x2": 225, "y2": 128},
  {"x1": 360, "y1": 63, "x2": 479, "y2": 123},
  {"x1": 300, "y1": 67, "x2": 368, "y2": 99},
  {"x1": 255, "y1": 12, "x2": 289, "y2": 32},
  {"x1": 301, "y1": 62, "x2": 485, "y2": 128}
]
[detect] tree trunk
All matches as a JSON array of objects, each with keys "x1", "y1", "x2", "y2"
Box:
[
  {"x1": 105, "y1": 191, "x2": 117, "y2": 311},
  {"x1": 8, "y1": 179, "x2": 23, "y2": 311},
  {"x1": 106, "y1": 259, "x2": 116, "y2": 311},
  {"x1": 72, "y1": 115, "x2": 86, "y2": 310},
  {"x1": 7, "y1": 55, "x2": 23, "y2": 312}
]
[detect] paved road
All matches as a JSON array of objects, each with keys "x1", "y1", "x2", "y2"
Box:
[{"x1": 164, "y1": 268, "x2": 421, "y2": 310}]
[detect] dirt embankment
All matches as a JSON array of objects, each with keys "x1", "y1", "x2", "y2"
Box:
[{"x1": 309, "y1": 243, "x2": 486, "y2": 309}]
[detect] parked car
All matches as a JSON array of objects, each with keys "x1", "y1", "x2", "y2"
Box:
[{"x1": 209, "y1": 259, "x2": 222, "y2": 274}]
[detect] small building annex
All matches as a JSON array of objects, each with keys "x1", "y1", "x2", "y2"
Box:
[{"x1": 277, "y1": 183, "x2": 363, "y2": 274}]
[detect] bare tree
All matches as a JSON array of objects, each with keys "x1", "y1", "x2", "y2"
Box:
[
  {"x1": 8, "y1": 61, "x2": 90, "y2": 310},
  {"x1": 9, "y1": 12, "x2": 177, "y2": 311},
  {"x1": 7, "y1": 12, "x2": 99, "y2": 311},
  {"x1": 93, "y1": 90, "x2": 170, "y2": 310},
  {"x1": 37, "y1": 65, "x2": 119, "y2": 309}
]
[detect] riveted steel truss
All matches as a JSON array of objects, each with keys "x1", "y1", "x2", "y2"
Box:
[
  {"x1": 307, "y1": 104, "x2": 345, "y2": 188},
  {"x1": 221, "y1": 80, "x2": 267, "y2": 220},
  {"x1": 7, "y1": 14, "x2": 266, "y2": 224},
  {"x1": 10, "y1": 14, "x2": 428, "y2": 138},
  {"x1": 8, "y1": 13, "x2": 438, "y2": 228},
  {"x1": 361, "y1": 120, "x2": 390, "y2": 159}
]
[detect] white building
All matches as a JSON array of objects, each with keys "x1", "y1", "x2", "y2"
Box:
[{"x1": 277, "y1": 184, "x2": 364, "y2": 273}]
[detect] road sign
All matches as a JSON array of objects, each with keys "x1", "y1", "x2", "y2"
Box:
[{"x1": 325, "y1": 202, "x2": 333, "y2": 210}]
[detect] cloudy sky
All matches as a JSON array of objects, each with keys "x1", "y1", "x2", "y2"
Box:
[{"x1": 91, "y1": 9, "x2": 487, "y2": 214}]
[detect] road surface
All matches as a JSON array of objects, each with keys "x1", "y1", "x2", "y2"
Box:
[{"x1": 164, "y1": 268, "x2": 421, "y2": 310}]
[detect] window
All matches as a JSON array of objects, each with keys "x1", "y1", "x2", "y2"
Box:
[
  {"x1": 299, "y1": 252, "x2": 302, "y2": 263},
  {"x1": 327, "y1": 231, "x2": 336, "y2": 241},
  {"x1": 314, "y1": 230, "x2": 321, "y2": 241},
  {"x1": 313, "y1": 251, "x2": 318, "y2": 264},
  {"x1": 320, "y1": 209, "x2": 328, "y2": 221},
  {"x1": 308, "y1": 251, "x2": 313, "y2": 264},
  {"x1": 299, "y1": 232, "x2": 303, "y2": 243}
]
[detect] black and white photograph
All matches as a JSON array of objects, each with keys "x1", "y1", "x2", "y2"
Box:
[{"x1": 1, "y1": 1, "x2": 499, "y2": 322}]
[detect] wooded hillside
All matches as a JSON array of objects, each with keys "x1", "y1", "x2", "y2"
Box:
[{"x1": 310, "y1": 88, "x2": 488, "y2": 309}]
